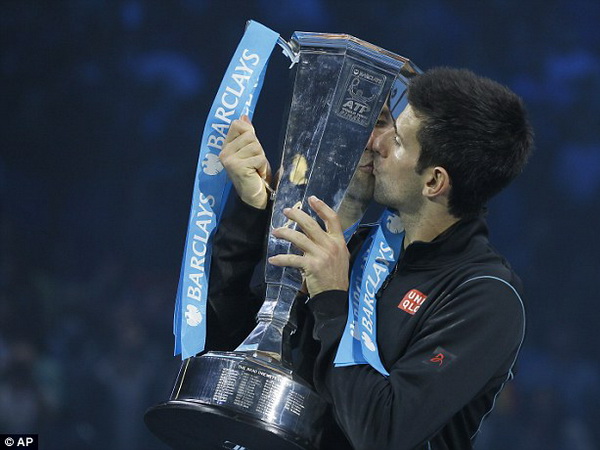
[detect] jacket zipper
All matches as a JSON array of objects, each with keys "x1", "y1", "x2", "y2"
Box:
[{"x1": 376, "y1": 259, "x2": 402, "y2": 299}]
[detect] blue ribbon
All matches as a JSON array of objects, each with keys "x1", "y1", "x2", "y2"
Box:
[
  {"x1": 334, "y1": 209, "x2": 405, "y2": 376},
  {"x1": 174, "y1": 21, "x2": 279, "y2": 359},
  {"x1": 342, "y1": 220, "x2": 361, "y2": 242}
]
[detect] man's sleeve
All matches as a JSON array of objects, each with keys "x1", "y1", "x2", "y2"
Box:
[
  {"x1": 205, "y1": 195, "x2": 270, "y2": 350},
  {"x1": 307, "y1": 277, "x2": 525, "y2": 450}
]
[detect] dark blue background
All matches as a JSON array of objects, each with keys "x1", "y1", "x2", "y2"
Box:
[{"x1": 2, "y1": 1, "x2": 599, "y2": 449}]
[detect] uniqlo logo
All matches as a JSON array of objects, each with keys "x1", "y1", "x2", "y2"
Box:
[{"x1": 398, "y1": 289, "x2": 428, "y2": 315}]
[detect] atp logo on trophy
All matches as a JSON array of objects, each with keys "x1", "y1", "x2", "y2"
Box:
[{"x1": 336, "y1": 64, "x2": 386, "y2": 127}]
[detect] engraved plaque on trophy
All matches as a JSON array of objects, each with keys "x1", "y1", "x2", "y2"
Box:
[{"x1": 145, "y1": 29, "x2": 419, "y2": 450}]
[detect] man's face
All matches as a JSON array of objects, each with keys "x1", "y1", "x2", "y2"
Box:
[
  {"x1": 344, "y1": 104, "x2": 394, "y2": 203},
  {"x1": 371, "y1": 104, "x2": 426, "y2": 214}
]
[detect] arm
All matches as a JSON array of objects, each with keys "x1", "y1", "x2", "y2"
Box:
[
  {"x1": 205, "y1": 116, "x2": 272, "y2": 349},
  {"x1": 307, "y1": 278, "x2": 525, "y2": 450},
  {"x1": 219, "y1": 115, "x2": 271, "y2": 210},
  {"x1": 205, "y1": 195, "x2": 270, "y2": 350}
]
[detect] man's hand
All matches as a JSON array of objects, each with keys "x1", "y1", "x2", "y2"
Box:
[
  {"x1": 220, "y1": 116, "x2": 271, "y2": 210},
  {"x1": 268, "y1": 196, "x2": 350, "y2": 297}
]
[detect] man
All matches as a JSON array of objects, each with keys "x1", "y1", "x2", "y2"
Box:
[{"x1": 210, "y1": 67, "x2": 533, "y2": 449}]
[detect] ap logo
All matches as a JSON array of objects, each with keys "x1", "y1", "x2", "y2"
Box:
[
  {"x1": 184, "y1": 304, "x2": 203, "y2": 327},
  {"x1": 361, "y1": 331, "x2": 376, "y2": 352},
  {"x1": 386, "y1": 214, "x2": 404, "y2": 234},
  {"x1": 202, "y1": 153, "x2": 223, "y2": 175}
]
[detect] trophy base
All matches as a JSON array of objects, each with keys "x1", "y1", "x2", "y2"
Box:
[
  {"x1": 144, "y1": 352, "x2": 327, "y2": 450},
  {"x1": 146, "y1": 400, "x2": 313, "y2": 450}
]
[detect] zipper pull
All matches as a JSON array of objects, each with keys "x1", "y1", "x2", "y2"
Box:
[{"x1": 376, "y1": 261, "x2": 399, "y2": 299}]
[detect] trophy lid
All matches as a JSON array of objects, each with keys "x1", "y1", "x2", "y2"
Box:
[{"x1": 287, "y1": 31, "x2": 421, "y2": 80}]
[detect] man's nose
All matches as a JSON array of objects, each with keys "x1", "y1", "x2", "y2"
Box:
[
  {"x1": 368, "y1": 129, "x2": 388, "y2": 155},
  {"x1": 366, "y1": 131, "x2": 377, "y2": 152}
]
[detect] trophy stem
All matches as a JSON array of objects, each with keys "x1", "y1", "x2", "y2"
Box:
[{"x1": 235, "y1": 283, "x2": 299, "y2": 367}]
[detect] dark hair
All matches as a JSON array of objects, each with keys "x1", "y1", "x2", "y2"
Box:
[{"x1": 407, "y1": 67, "x2": 534, "y2": 218}]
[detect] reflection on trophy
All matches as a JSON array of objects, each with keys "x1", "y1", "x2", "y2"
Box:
[{"x1": 145, "y1": 29, "x2": 419, "y2": 450}]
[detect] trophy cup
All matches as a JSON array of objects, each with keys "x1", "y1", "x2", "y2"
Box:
[{"x1": 145, "y1": 29, "x2": 419, "y2": 450}]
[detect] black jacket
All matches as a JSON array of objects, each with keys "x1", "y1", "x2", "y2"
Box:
[{"x1": 206, "y1": 196, "x2": 526, "y2": 450}]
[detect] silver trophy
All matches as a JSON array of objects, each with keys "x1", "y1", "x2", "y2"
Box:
[{"x1": 145, "y1": 30, "x2": 419, "y2": 450}]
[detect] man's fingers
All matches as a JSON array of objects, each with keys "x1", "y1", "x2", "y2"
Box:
[
  {"x1": 268, "y1": 253, "x2": 305, "y2": 269},
  {"x1": 281, "y1": 206, "x2": 324, "y2": 239},
  {"x1": 222, "y1": 139, "x2": 264, "y2": 163},
  {"x1": 281, "y1": 197, "x2": 343, "y2": 238},
  {"x1": 222, "y1": 127, "x2": 256, "y2": 156},
  {"x1": 221, "y1": 131, "x2": 265, "y2": 166},
  {"x1": 223, "y1": 118, "x2": 254, "y2": 147},
  {"x1": 308, "y1": 196, "x2": 343, "y2": 236},
  {"x1": 272, "y1": 226, "x2": 319, "y2": 255}
]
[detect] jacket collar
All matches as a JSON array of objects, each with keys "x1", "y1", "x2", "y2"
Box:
[{"x1": 401, "y1": 216, "x2": 489, "y2": 269}]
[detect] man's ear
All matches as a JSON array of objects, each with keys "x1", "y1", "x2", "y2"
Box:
[{"x1": 422, "y1": 166, "x2": 451, "y2": 198}]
